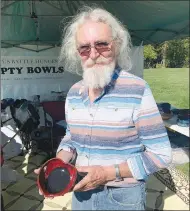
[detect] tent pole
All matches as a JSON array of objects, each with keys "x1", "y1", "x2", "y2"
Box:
[
  {"x1": 14, "y1": 46, "x2": 38, "y2": 52},
  {"x1": 44, "y1": 1, "x2": 68, "y2": 14},
  {"x1": 37, "y1": 46, "x2": 56, "y2": 52},
  {"x1": 1, "y1": 1, "x2": 20, "y2": 10}
]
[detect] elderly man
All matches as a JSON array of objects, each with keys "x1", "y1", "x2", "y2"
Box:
[{"x1": 35, "y1": 6, "x2": 172, "y2": 210}]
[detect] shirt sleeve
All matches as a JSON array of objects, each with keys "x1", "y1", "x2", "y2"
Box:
[
  {"x1": 127, "y1": 83, "x2": 172, "y2": 181},
  {"x1": 56, "y1": 97, "x2": 76, "y2": 162}
]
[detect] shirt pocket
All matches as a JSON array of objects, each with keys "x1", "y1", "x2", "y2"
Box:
[{"x1": 97, "y1": 105, "x2": 135, "y2": 127}]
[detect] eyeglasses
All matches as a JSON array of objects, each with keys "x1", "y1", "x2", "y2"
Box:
[{"x1": 77, "y1": 40, "x2": 114, "y2": 57}]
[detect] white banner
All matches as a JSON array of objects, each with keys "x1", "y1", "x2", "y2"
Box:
[
  {"x1": 1, "y1": 56, "x2": 81, "y2": 99},
  {"x1": 1, "y1": 56, "x2": 64, "y2": 84}
]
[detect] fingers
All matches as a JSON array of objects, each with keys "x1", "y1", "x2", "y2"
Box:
[
  {"x1": 73, "y1": 175, "x2": 90, "y2": 191},
  {"x1": 39, "y1": 189, "x2": 43, "y2": 195},
  {"x1": 34, "y1": 168, "x2": 41, "y2": 175}
]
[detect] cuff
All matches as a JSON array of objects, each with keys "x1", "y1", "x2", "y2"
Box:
[
  {"x1": 127, "y1": 155, "x2": 148, "y2": 181},
  {"x1": 56, "y1": 144, "x2": 76, "y2": 163}
]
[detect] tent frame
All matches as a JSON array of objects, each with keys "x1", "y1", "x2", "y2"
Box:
[{"x1": 1, "y1": 0, "x2": 189, "y2": 52}]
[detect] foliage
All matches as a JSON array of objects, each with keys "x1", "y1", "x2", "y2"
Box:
[
  {"x1": 144, "y1": 45, "x2": 157, "y2": 60},
  {"x1": 165, "y1": 39, "x2": 187, "y2": 68},
  {"x1": 143, "y1": 45, "x2": 157, "y2": 68},
  {"x1": 144, "y1": 38, "x2": 189, "y2": 68},
  {"x1": 183, "y1": 38, "x2": 190, "y2": 67}
]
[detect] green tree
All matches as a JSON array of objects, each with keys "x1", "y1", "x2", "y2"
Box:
[
  {"x1": 165, "y1": 39, "x2": 188, "y2": 68},
  {"x1": 144, "y1": 45, "x2": 157, "y2": 68},
  {"x1": 154, "y1": 42, "x2": 167, "y2": 68},
  {"x1": 183, "y1": 38, "x2": 189, "y2": 67}
]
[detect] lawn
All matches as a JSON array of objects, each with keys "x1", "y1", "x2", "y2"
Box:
[
  {"x1": 144, "y1": 68, "x2": 189, "y2": 176},
  {"x1": 144, "y1": 68, "x2": 189, "y2": 108}
]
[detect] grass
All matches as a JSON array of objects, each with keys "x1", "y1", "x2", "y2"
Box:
[
  {"x1": 175, "y1": 163, "x2": 189, "y2": 176},
  {"x1": 144, "y1": 68, "x2": 189, "y2": 176},
  {"x1": 144, "y1": 68, "x2": 189, "y2": 108}
]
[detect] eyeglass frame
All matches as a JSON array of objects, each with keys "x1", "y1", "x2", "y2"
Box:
[{"x1": 76, "y1": 38, "x2": 115, "y2": 57}]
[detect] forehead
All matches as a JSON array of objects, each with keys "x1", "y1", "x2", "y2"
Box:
[{"x1": 76, "y1": 21, "x2": 112, "y2": 44}]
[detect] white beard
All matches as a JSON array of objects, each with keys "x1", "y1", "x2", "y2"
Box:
[{"x1": 82, "y1": 61, "x2": 115, "y2": 89}]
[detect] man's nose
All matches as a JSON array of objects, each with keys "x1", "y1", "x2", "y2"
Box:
[{"x1": 89, "y1": 47, "x2": 99, "y2": 60}]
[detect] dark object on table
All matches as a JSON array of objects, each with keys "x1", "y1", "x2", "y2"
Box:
[
  {"x1": 177, "y1": 109, "x2": 190, "y2": 127},
  {"x1": 157, "y1": 103, "x2": 171, "y2": 114},
  {"x1": 157, "y1": 103, "x2": 173, "y2": 120}
]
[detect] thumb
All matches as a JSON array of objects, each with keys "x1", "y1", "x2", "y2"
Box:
[{"x1": 34, "y1": 167, "x2": 41, "y2": 175}]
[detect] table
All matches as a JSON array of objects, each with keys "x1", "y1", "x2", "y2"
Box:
[{"x1": 163, "y1": 115, "x2": 189, "y2": 137}]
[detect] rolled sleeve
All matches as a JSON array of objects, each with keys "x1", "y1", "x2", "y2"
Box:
[{"x1": 127, "y1": 83, "x2": 172, "y2": 181}]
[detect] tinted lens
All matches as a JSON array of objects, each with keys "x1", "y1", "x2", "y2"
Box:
[
  {"x1": 78, "y1": 45, "x2": 91, "y2": 56},
  {"x1": 95, "y1": 42, "x2": 110, "y2": 53},
  {"x1": 95, "y1": 42, "x2": 109, "y2": 48}
]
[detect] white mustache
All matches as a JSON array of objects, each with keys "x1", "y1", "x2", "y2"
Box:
[
  {"x1": 85, "y1": 57, "x2": 108, "y2": 67},
  {"x1": 82, "y1": 60, "x2": 116, "y2": 89}
]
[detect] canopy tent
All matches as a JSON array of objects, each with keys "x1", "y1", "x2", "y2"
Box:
[
  {"x1": 1, "y1": 0, "x2": 189, "y2": 99},
  {"x1": 1, "y1": 0, "x2": 189, "y2": 52}
]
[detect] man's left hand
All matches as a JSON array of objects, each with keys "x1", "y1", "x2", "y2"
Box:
[{"x1": 73, "y1": 165, "x2": 109, "y2": 192}]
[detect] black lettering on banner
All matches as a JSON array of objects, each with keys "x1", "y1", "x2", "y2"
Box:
[
  {"x1": 52, "y1": 67, "x2": 59, "y2": 73},
  {"x1": 9, "y1": 67, "x2": 15, "y2": 74},
  {"x1": 58, "y1": 66, "x2": 64, "y2": 73},
  {"x1": 1, "y1": 68, "x2": 7, "y2": 74},
  {"x1": 16, "y1": 67, "x2": 23, "y2": 74},
  {"x1": 34, "y1": 67, "x2": 41, "y2": 73},
  {"x1": 27, "y1": 67, "x2": 34, "y2": 73},
  {"x1": 42, "y1": 66, "x2": 52, "y2": 73},
  {"x1": 35, "y1": 60, "x2": 41, "y2": 63}
]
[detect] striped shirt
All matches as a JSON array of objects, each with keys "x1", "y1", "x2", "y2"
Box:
[{"x1": 57, "y1": 67, "x2": 172, "y2": 187}]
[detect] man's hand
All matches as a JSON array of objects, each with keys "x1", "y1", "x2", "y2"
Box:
[{"x1": 73, "y1": 165, "x2": 115, "y2": 192}]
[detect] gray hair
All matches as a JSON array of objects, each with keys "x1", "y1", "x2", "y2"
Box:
[{"x1": 59, "y1": 6, "x2": 132, "y2": 75}]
